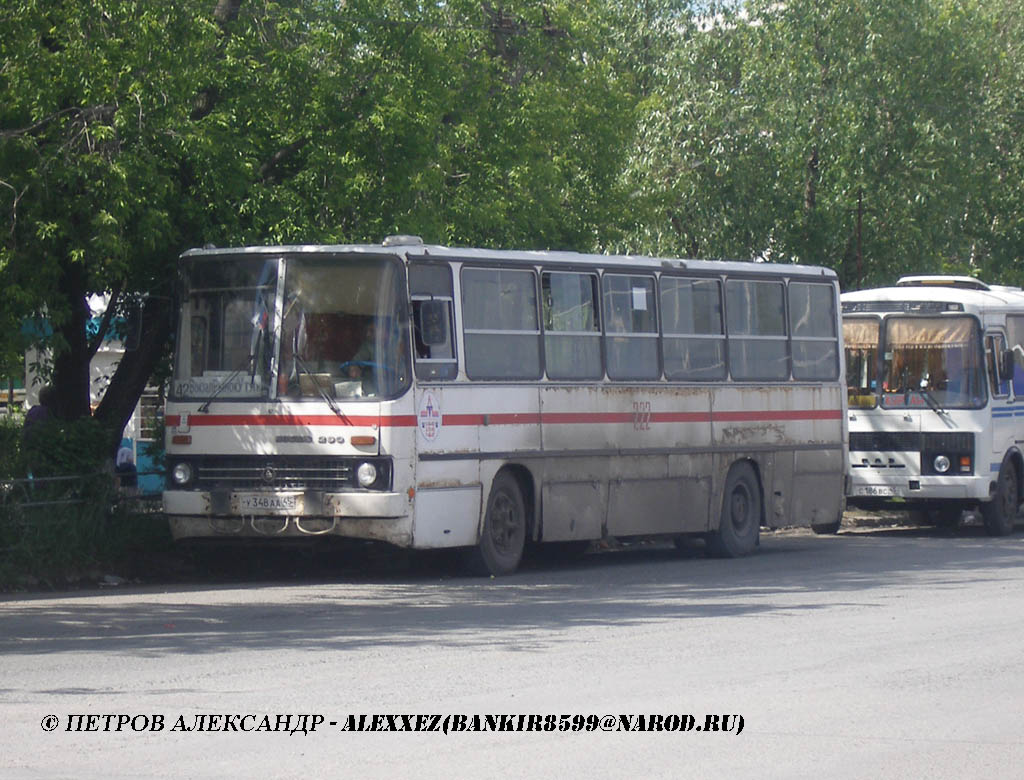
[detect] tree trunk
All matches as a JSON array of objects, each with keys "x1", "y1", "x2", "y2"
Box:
[
  {"x1": 93, "y1": 293, "x2": 175, "y2": 455},
  {"x1": 51, "y1": 263, "x2": 92, "y2": 421}
]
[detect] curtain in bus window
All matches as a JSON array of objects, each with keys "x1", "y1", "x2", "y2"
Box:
[
  {"x1": 462, "y1": 267, "x2": 541, "y2": 379},
  {"x1": 542, "y1": 272, "x2": 602, "y2": 380},
  {"x1": 603, "y1": 274, "x2": 659, "y2": 380},
  {"x1": 842, "y1": 319, "x2": 880, "y2": 349},
  {"x1": 843, "y1": 317, "x2": 880, "y2": 406},
  {"x1": 881, "y1": 316, "x2": 984, "y2": 407},
  {"x1": 887, "y1": 318, "x2": 974, "y2": 347},
  {"x1": 789, "y1": 282, "x2": 839, "y2": 380},
  {"x1": 726, "y1": 280, "x2": 788, "y2": 380},
  {"x1": 660, "y1": 277, "x2": 726, "y2": 381}
]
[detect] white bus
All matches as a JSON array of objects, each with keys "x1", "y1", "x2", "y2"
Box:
[
  {"x1": 163, "y1": 237, "x2": 847, "y2": 574},
  {"x1": 843, "y1": 275, "x2": 1024, "y2": 534}
]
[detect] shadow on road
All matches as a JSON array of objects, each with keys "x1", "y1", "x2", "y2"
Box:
[{"x1": 3, "y1": 519, "x2": 1024, "y2": 663}]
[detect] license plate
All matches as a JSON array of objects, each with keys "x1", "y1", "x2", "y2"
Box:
[
  {"x1": 234, "y1": 493, "x2": 302, "y2": 514},
  {"x1": 854, "y1": 486, "x2": 900, "y2": 497}
]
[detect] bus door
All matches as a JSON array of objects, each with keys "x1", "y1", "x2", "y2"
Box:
[
  {"x1": 985, "y1": 329, "x2": 1014, "y2": 460},
  {"x1": 408, "y1": 262, "x2": 482, "y2": 548}
]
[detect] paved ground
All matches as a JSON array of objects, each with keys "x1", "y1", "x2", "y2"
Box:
[{"x1": 3, "y1": 521, "x2": 1024, "y2": 779}]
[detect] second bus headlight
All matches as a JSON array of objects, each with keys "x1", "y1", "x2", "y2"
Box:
[
  {"x1": 933, "y1": 455, "x2": 951, "y2": 474},
  {"x1": 356, "y1": 462, "x2": 378, "y2": 488}
]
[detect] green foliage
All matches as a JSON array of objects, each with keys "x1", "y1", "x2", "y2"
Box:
[
  {"x1": 626, "y1": 0, "x2": 1023, "y2": 289},
  {"x1": 0, "y1": 415, "x2": 172, "y2": 590},
  {"x1": 0, "y1": 415, "x2": 25, "y2": 479},
  {"x1": 21, "y1": 415, "x2": 111, "y2": 477}
]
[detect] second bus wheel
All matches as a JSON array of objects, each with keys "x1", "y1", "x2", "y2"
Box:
[
  {"x1": 465, "y1": 471, "x2": 527, "y2": 576},
  {"x1": 982, "y1": 459, "x2": 1019, "y2": 537},
  {"x1": 706, "y1": 462, "x2": 761, "y2": 557}
]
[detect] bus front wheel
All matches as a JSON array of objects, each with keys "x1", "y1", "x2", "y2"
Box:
[
  {"x1": 982, "y1": 460, "x2": 1019, "y2": 537},
  {"x1": 466, "y1": 471, "x2": 527, "y2": 576},
  {"x1": 706, "y1": 462, "x2": 761, "y2": 557}
]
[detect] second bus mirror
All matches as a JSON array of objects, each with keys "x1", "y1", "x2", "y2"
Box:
[{"x1": 1003, "y1": 349, "x2": 1015, "y2": 380}]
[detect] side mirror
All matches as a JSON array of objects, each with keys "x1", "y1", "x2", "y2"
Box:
[
  {"x1": 418, "y1": 300, "x2": 450, "y2": 347},
  {"x1": 1002, "y1": 349, "x2": 1015, "y2": 381}
]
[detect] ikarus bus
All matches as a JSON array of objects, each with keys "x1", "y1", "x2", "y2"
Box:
[
  {"x1": 842, "y1": 275, "x2": 1024, "y2": 534},
  {"x1": 164, "y1": 237, "x2": 848, "y2": 574}
]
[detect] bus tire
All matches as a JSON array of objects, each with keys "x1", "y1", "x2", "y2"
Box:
[
  {"x1": 982, "y1": 460, "x2": 1019, "y2": 537},
  {"x1": 466, "y1": 471, "x2": 527, "y2": 576},
  {"x1": 706, "y1": 462, "x2": 761, "y2": 557}
]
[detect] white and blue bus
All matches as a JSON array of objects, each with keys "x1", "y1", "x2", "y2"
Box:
[
  {"x1": 163, "y1": 237, "x2": 847, "y2": 574},
  {"x1": 843, "y1": 275, "x2": 1024, "y2": 534}
]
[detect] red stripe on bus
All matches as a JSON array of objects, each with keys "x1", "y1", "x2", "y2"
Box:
[
  {"x1": 441, "y1": 413, "x2": 542, "y2": 426},
  {"x1": 536, "y1": 411, "x2": 713, "y2": 424}
]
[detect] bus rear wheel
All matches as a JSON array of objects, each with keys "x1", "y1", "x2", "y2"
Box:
[
  {"x1": 982, "y1": 460, "x2": 1019, "y2": 536},
  {"x1": 466, "y1": 471, "x2": 527, "y2": 576},
  {"x1": 706, "y1": 462, "x2": 761, "y2": 557}
]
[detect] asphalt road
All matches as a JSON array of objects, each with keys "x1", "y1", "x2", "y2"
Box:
[{"x1": 3, "y1": 523, "x2": 1024, "y2": 779}]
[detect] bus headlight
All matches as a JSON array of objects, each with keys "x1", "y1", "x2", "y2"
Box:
[
  {"x1": 933, "y1": 455, "x2": 951, "y2": 474},
  {"x1": 356, "y1": 462, "x2": 378, "y2": 488},
  {"x1": 171, "y1": 462, "x2": 193, "y2": 486}
]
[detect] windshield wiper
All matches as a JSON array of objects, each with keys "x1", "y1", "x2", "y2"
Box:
[
  {"x1": 196, "y1": 360, "x2": 258, "y2": 413},
  {"x1": 196, "y1": 310, "x2": 268, "y2": 413},
  {"x1": 293, "y1": 356, "x2": 351, "y2": 424},
  {"x1": 908, "y1": 380, "x2": 948, "y2": 417}
]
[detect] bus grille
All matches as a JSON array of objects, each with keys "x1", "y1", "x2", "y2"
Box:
[
  {"x1": 849, "y1": 432, "x2": 920, "y2": 452},
  {"x1": 849, "y1": 431, "x2": 973, "y2": 453},
  {"x1": 194, "y1": 456, "x2": 354, "y2": 491}
]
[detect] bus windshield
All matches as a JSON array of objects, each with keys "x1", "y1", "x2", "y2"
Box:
[
  {"x1": 879, "y1": 316, "x2": 985, "y2": 409},
  {"x1": 172, "y1": 253, "x2": 411, "y2": 401}
]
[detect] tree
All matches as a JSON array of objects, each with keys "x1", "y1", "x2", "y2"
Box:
[
  {"x1": 626, "y1": 0, "x2": 1006, "y2": 289},
  {"x1": 1, "y1": 0, "x2": 641, "y2": 454},
  {"x1": 970, "y1": 0, "x2": 1024, "y2": 284},
  {"x1": 1, "y1": 1, "x2": 219, "y2": 439}
]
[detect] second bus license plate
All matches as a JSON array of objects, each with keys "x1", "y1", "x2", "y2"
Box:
[
  {"x1": 233, "y1": 493, "x2": 303, "y2": 514},
  {"x1": 854, "y1": 485, "x2": 900, "y2": 497}
]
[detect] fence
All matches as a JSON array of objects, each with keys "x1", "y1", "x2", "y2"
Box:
[{"x1": 0, "y1": 471, "x2": 159, "y2": 515}]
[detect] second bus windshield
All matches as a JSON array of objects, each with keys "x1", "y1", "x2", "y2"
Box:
[{"x1": 844, "y1": 316, "x2": 985, "y2": 409}]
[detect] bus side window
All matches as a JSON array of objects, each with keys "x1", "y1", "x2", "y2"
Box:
[
  {"x1": 462, "y1": 267, "x2": 542, "y2": 380},
  {"x1": 986, "y1": 333, "x2": 1010, "y2": 398},
  {"x1": 789, "y1": 282, "x2": 839, "y2": 381},
  {"x1": 725, "y1": 279, "x2": 789, "y2": 380},
  {"x1": 542, "y1": 271, "x2": 602, "y2": 380},
  {"x1": 412, "y1": 299, "x2": 456, "y2": 380},
  {"x1": 410, "y1": 262, "x2": 458, "y2": 381},
  {"x1": 661, "y1": 277, "x2": 726, "y2": 381},
  {"x1": 603, "y1": 273, "x2": 659, "y2": 380},
  {"x1": 1006, "y1": 316, "x2": 1024, "y2": 397}
]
